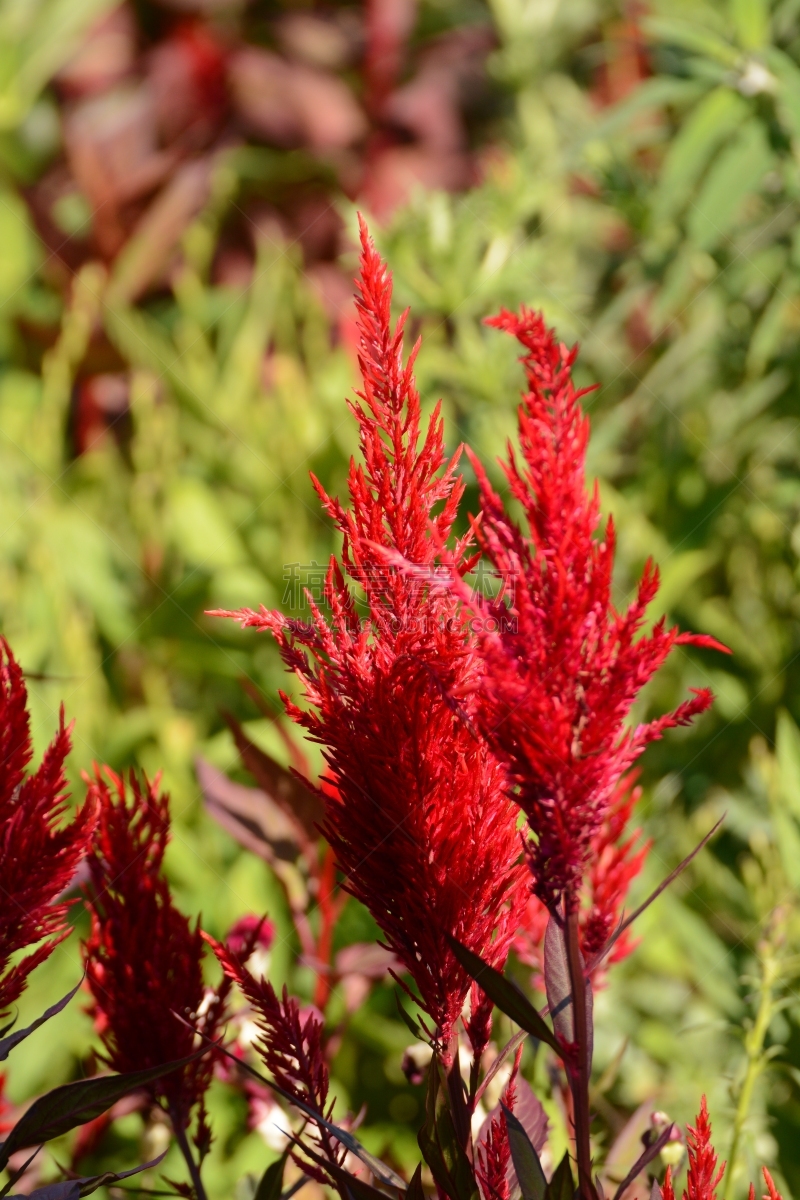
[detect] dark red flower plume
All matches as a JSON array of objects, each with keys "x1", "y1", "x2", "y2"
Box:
[
  {"x1": 467, "y1": 308, "x2": 726, "y2": 911},
  {"x1": 82, "y1": 768, "x2": 228, "y2": 1137},
  {"x1": 0, "y1": 638, "x2": 96, "y2": 1015},
  {"x1": 206, "y1": 933, "x2": 344, "y2": 1183},
  {"x1": 212, "y1": 217, "x2": 526, "y2": 1046}
]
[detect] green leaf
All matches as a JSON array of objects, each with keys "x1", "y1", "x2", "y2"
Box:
[
  {"x1": 406, "y1": 1166, "x2": 425, "y2": 1200},
  {"x1": 776, "y1": 709, "x2": 800, "y2": 822},
  {"x1": 767, "y1": 48, "x2": 800, "y2": 141},
  {"x1": 0, "y1": 981, "x2": 81, "y2": 1063},
  {"x1": 687, "y1": 120, "x2": 774, "y2": 250},
  {"x1": 501, "y1": 1104, "x2": 546, "y2": 1200},
  {"x1": 255, "y1": 1151, "x2": 289, "y2": 1200},
  {"x1": 418, "y1": 1059, "x2": 478, "y2": 1200},
  {"x1": 544, "y1": 1153, "x2": 573, "y2": 1200},
  {"x1": 446, "y1": 936, "x2": 560, "y2": 1054},
  {"x1": 652, "y1": 87, "x2": 748, "y2": 225},
  {"x1": 395, "y1": 994, "x2": 426, "y2": 1042},
  {"x1": 0, "y1": 1053, "x2": 204, "y2": 1170},
  {"x1": 642, "y1": 17, "x2": 740, "y2": 67},
  {"x1": 731, "y1": 0, "x2": 769, "y2": 50}
]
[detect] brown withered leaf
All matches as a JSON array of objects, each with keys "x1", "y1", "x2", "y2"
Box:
[
  {"x1": 196, "y1": 756, "x2": 300, "y2": 865},
  {"x1": 224, "y1": 712, "x2": 324, "y2": 846},
  {"x1": 227, "y1": 48, "x2": 303, "y2": 147}
]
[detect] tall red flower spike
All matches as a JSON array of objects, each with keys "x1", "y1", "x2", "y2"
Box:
[
  {"x1": 467, "y1": 309, "x2": 727, "y2": 912},
  {"x1": 82, "y1": 769, "x2": 228, "y2": 1140},
  {"x1": 212, "y1": 218, "x2": 525, "y2": 1046},
  {"x1": 661, "y1": 1097, "x2": 726, "y2": 1200},
  {"x1": 476, "y1": 1047, "x2": 521, "y2": 1200},
  {"x1": 0, "y1": 638, "x2": 97, "y2": 1015},
  {"x1": 207, "y1": 934, "x2": 345, "y2": 1184}
]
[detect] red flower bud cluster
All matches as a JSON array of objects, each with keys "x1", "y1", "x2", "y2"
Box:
[
  {"x1": 215, "y1": 220, "x2": 525, "y2": 1044},
  {"x1": 207, "y1": 934, "x2": 344, "y2": 1182},
  {"x1": 82, "y1": 769, "x2": 229, "y2": 1135},
  {"x1": 465, "y1": 308, "x2": 726, "y2": 911},
  {"x1": 0, "y1": 639, "x2": 97, "y2": 1015}
]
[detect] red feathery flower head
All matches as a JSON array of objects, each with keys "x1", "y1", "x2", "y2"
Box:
[
  {"x1": 467, "y1": 309, "x2": 726, "y2": 911},
  {"x1": 0, "y1": 638, "x2": 96, "y2": 1015},
  {"x1": 207, "y1": 934, "x2": 344, "y2": 1183},
  {"x1": 82, "y1": 768, "x2": 228, "y2": 1132},
  {"x1": 213, "y1": 219, "x2": 525, "y2": 1045},
  {"x1": 685, "y1": 1097, "x2": 725, "y2": 1200},
  {"x1": 661, "y1": 1097, "x2": 725, "y2": 1200}
]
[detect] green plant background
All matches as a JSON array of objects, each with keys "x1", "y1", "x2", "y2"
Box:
[{"x1": 3, "y1": 0, "x2": 800, "y2": 1196}]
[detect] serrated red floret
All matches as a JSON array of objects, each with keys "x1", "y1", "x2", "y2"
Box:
[
  {"x1": 82, "y1": 768, "x2": 228, "y2": 1133},
  {"x1": 467, "y1": 309, "x2": 725, "y2": 911},
  {"x1": 0, "y1": 638, "x2": 97, "y2": 1015}
]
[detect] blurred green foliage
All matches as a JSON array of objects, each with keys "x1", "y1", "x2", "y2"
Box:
[{"x1": 4, "y1": 0, "x2": 800, "y2": 1196}]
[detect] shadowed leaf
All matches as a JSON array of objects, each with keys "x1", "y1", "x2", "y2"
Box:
[
  {"x1": 446, "y1": 936, "x2": 560, "y2": 1054},
  {"x1": 0, "y1": 1052, "x2": 205, "y2": 1170},
  {"x1": 502, "y1": 1102, "x2": 546, "y2": 1200},
  {"x1": 0, "y1": 981, "x2": 82, "y2": 1063}
]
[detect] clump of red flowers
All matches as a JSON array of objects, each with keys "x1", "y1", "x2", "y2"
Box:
[
  {"x1": 214, "y1": 219, "x2": 525, "y2": 1047},
  {"x1": 0, "y1": 638, "x2": 96, "y2": 1015},
  {"x1": 466, "y1": 308, "x2": 727, "y2": 914},
  {"x1": 82, "y1": 768, "x2": 228, "y2": 1145}
]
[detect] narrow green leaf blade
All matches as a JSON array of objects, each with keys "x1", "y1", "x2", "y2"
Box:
[
  {"x1": 446, "y1": 936, "x2": 560, "y2": 1054},
  {"x1": 0, "y1": 1051, "x2": 205, "y2": 1170},
  {"x1": 544, "y1": 1153, "x2": 574, "y2": 1200},
  {"x1": 255, "y1": 1151, "x2": 289, "y2": 1200},
  {"x1": 0, "y1": 981, "x2": 82, "y2": 1063},
  {"x1": 501, "y1": 1104, "x2": 546, "y2": 1200}
]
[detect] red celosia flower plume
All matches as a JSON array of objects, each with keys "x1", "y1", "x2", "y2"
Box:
[
  {"x1": 206, "y1": 934, "x2": 344, "y2": 1184},
  {"x1": 82, "y1": 768, "x2": 228, "y2": 1136},
  {"x1": 661, "y1": 1097, "x2": 726, "y2": 1200},
  {"x1": 212, "y1": 218, "x2": 526, "y2": 1045},
  {"x1": 0, "y1": 638, "x2": 96, "y2": 1015},
  {"x1": 467, "y1": 309, "x2": 727, "y2": 912}
]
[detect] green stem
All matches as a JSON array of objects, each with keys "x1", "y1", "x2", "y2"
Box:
[{"x1": 725, "y1": 940, "x2": 780, "y2": 1199}]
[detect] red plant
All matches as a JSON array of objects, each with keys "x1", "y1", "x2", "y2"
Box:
[
  {"x1": 82, "y1": 768, "x2": 228, "y2": 1150},
  {"x1": 466, "y1": 308, "x2": 726, "y2": 915},
  {"x1": 213, "y1": 219, "x2": 525, "y2": 1048},
  {"x1": 207, "y1": 934, "x2": 344, "y2": 1183},
  {"x1": 0, "y1": 638, "x2": 96, "y2": 1015}
]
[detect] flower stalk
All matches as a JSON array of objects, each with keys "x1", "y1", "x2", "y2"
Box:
[{"x1": 566, "y1": 906, "x2": 595, "y2": 1200}]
